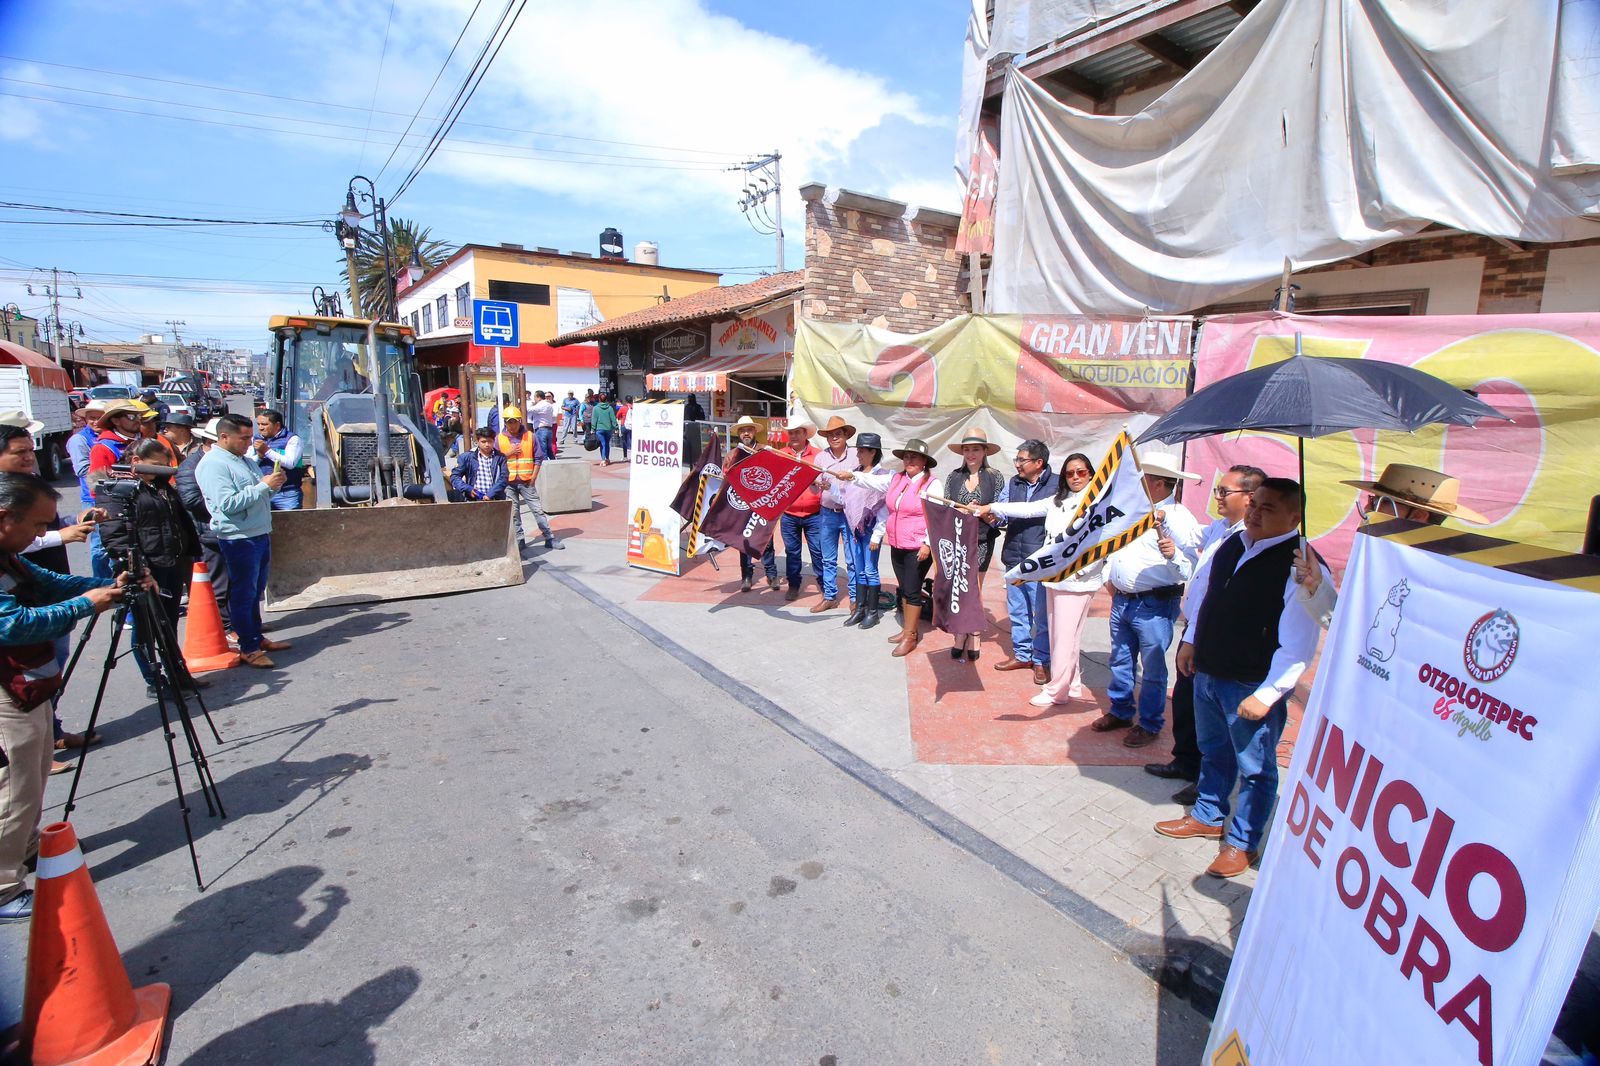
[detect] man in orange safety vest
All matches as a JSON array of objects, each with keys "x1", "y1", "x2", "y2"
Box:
[{"x1": 496, "y1": 406, "x2": 562, "y2": 552}]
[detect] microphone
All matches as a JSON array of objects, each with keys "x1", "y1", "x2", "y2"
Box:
[{"x1": 129, "y1": 463, "x2": 179, "y2": 477}]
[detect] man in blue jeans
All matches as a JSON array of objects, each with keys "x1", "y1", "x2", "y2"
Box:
[
  {"x1": 992, "y1": 440, "x2": 1057, "y2": 686},
  {"x1": 1154, "y1": 478, "x2": 1323, "y2": 879},
  {"x1": 778, "y1": 423, "x2": 823, "y2": 603},
  {"x1": 1091, "y1": 450, "x2": 1203, "y2": 748},
  {"x1": 808, "y1": 416, "x2": 857, "y2": 614},
  {"x1": 196, "y1": 414, "x2": 291, "y2": 668}
]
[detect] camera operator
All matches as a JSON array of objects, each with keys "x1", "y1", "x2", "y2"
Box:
[
  {"x1": 97, "y1": 440, "x2": 204, "y2": 698},
  {"x1": 0, "y1": 419, "x2": 103, "y2": 772},
  {"x1": 0, "y1": 472, "x2": 142, "y2": 923}
]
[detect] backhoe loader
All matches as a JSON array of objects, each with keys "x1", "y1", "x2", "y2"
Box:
[{"x1": 262, "y1": 313, "x2": 523, "y2": 610}]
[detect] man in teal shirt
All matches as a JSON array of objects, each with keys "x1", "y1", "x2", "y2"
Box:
[{"x1": 196, "y1": 414, "x2": 289, "y2": 668}]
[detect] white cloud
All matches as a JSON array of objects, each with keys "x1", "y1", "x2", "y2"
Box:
[{"x1": 346, "y1": 0, "x2": 948, "y2": 213}]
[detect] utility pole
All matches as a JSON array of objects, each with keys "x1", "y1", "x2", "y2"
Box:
[
  {"x1": 732, "y1": 151, "x2": 784, "y2": 272},
  {"x1": 25, "y1": 269, "x2": 83, "y2": 366},
  {"x1": 166, "y1": 319, "x2": 188, "y2": 373}
]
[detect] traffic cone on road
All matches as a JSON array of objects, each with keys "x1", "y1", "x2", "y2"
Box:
[
  {"x1": 183, "y1": 560, "x2": 239, "y2": 673},
  {"x1": 22, "y1": 822, "x2": 171, "y2": 1066}
]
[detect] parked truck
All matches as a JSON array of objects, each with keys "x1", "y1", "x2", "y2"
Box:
[{"x1": 0, "y1": 362, "x2": 75, "y2": 480}]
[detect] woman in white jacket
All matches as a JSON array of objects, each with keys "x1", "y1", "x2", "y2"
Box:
[{"x1": 975, "y1": 452, "x2": 1103, "y2": 706}]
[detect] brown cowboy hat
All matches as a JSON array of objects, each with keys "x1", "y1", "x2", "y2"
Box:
[
  {"x1": 891, "y1": 438, "x2": 938, "y2": 469},
  {"x1": 1341, "y1": 464, "x2": 1489, "y2": 524},
  {"x1": 817, "y1": 415, "x2": 856, "y2": 439},
  {"x1": 947, "y1": 426, "x2": 1001, "y2": 457}
]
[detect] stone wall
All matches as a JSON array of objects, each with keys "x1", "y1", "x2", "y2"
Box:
[{"x1": 798, "y1": 185, "x2": 966, "y2": 332}]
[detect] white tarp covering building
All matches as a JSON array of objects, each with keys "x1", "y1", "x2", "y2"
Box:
[{"x1": 986, "y1": 0, "x2": 1600, "y2": 314}]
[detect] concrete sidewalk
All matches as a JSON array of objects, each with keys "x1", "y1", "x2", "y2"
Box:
[{"x1": 547, "y1": 472, "x2": 1261, "y2": 1002}]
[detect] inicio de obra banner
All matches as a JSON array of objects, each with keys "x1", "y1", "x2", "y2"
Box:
[
  {"x1": 1208, "y1": 525, "x2": 1600, "y2": 1066},
  {"x1": 1182, "y1": 310, "x2": 1600, "y2": 571},
  {"x1": 793, "y1": 313, "x2": 1193, "y2": 416},
  {"x1": 625, "y1": 400, "x2": 685, "y2": 575}
]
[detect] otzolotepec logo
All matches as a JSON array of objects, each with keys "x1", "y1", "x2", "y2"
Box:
[
  {"x1": 739, "y1": 467, "x2": 774, "y2": 494},
  {"x1": 1463, "y1": 609, "x2": 1519, "y2": 683}
]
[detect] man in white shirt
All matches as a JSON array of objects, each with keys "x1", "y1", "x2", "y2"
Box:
[
  {"x1": 1155, "y1": 477, "x2": 1329, "y2": 878},
  {"x1": 527, "y1": 390, "x2": 559, "y2": 461},
  {"x1": 1147, "y1": 463, "x2": 1265, "y2": 798},
  {"x1": 809, "y1": 415, "x2": 858, "y2": 614},
  {"x1": 1091, "y1": 450, "x2": 1204, "y2": 748}
]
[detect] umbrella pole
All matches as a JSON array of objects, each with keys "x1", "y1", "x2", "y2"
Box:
[{"x1": 1298, "y1": 435, "x2": 1308, "y2": 538}]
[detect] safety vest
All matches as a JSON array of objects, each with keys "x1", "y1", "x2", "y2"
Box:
[{"x1": 497, "y1": 431, "x2": 537, "y2": 482}]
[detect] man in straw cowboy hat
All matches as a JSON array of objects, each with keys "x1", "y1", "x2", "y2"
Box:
[
  {"x1": 1292, "y1": 463, "x2": 1489, "y2": 628},
  {"x1": 1091, "y1": 448, "x2": 1204, "y2": 749},
  {"x1": 809, "y1": 415, "x2": 858, "y2": 614},
  {"x1": 780, "y1": 420, "x2": 825, "y2": 603}
]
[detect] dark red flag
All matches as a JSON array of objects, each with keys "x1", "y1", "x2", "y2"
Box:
[
  {"x1": 926, "y1": 496, "x2": 985, "y2": 635},
  {"x1": 698, "y1": 448, "x2": 820, "y2": 555}
]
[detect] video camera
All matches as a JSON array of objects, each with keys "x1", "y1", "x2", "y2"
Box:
[{"x1": 92, "y1": 461, "x2": 178, "y2": 571}]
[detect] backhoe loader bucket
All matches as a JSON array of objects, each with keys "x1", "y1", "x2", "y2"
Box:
[{"x1": 265, "y1": 501, "x2": 523, "y2": 611}]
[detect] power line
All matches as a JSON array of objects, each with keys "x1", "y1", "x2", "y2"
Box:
[
  {"x1": 0, "y1": 53, "x2": 742, "y2": 156},
  {"x1": 0, "y1": 200, "x2": 322, "y2": 226},
  {"x1": 0, "y1": 89, "x2": 732, "y2": 171},
  {"x1": 0, "y1": 78, "x2": 732, "y2": 166},
  {"x1": 358, "y1": 0, "x2": 399, "y2": 170},
  {"x1": 375, "y1": 0, "x2": 489, "y2": 184}
]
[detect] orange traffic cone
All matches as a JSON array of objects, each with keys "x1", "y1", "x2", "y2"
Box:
[
  {"x1": 183, "y1": 560, "x2": 239, "y2": 673},
  {"x1": 23, "y1": 822, "x2": 170, "y2": 1066}
]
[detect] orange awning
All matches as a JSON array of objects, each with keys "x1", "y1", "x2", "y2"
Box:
[
  {"x1": 0, "y1": 339, "x2": 72, "y2": 392},
  {"x1": 645, "y1": 350, "x2": 789, "y2": 393}
]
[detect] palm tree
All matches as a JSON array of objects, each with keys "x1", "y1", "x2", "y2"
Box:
[{"x1": 338, "y1": 217, "x2": 457, "y2": 322}]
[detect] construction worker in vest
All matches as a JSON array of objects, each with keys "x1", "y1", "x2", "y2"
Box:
[{"x1": 496, "y1": 407, "x2": 563, "y2": 552}]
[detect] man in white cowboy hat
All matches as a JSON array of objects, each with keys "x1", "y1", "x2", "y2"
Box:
[
  {"x1": 809, "y1": 415, "x2": 858, "y2": 614},
  {"x1": 1291, "y1": 463, "x2": 1488, "y2": 627},
  {"x1": 1091, "y1": 448, "x2": 1205, "y2": 749},
  {"x1": 728, "y1": 416, "x2": 778, "y2": 591},
  {"x1": 780, "y1": 420, "x2": 825, "y2": 603}
]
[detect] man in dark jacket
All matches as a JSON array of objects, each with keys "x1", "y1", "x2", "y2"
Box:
[
  {"x1": 992, "y1": 439, "x2": 1059, "y2": 685},
  {"x1": 176, "y1": 420, "x2": 230, "y2": 637},
  {"x1": 451, "y1": 428, "x2": 508, "y2": 501}
]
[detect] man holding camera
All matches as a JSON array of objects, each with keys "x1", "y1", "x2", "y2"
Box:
[
  {"x1": 197, "y1": 414, "x2": 290, "y2": 668},
  {"x1": 0, "y1": 472, "x2": 139, "y2": 922}
]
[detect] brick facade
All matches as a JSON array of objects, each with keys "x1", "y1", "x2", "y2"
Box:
[{"x1": 798, "y1": 185, "x2": 967, "y2": 332}]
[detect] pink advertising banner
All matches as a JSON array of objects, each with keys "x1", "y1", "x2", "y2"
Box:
[{"x1": 1183, "y1": 311, "x2": 1600, "y2": 572}]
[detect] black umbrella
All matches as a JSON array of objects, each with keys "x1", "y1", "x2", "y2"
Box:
[{"x1": 1137, "y1": 333, "x2": 1511, "y2": 532}]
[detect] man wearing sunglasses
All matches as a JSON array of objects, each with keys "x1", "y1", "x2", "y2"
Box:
[{"x1": 1146, "y1": 464, "x2": 1265, "y2": 801}]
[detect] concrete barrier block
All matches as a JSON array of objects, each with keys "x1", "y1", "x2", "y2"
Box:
[{"x1": 541, "y1": 457, "x2": 593, "y2": 513}]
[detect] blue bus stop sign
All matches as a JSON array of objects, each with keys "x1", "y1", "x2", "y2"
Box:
[{"x1": 472, "y1": 300, "x2": 519, "y2": 347}]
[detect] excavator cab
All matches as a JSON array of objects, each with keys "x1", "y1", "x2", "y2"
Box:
[{"x1": 263, "y1": 314, "x2": 522, "y2": 610}]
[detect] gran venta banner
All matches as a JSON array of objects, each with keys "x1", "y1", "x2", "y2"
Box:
[{"x1": 1208, "y1": 522, "x2": 1600, "y2": 1066}]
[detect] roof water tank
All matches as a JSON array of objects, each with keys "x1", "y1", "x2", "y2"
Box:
[
  {"x1": 599, "y1": 227, "x2": 624, "y2": 259},
  {"x1": 633, "y1": 241, "x2": 659, "y2": 266}
]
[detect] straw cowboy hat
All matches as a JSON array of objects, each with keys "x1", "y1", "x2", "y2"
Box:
[
  {"x1": 1342, "y1": 464, "x2": 1489, "y2": 524},
  {"x1": 817, "y1": 415, "x2": 856, "y2": 439},
  {"x1": 0, "y1": 410, "x2": 44, "y2": 436},
  {"x1": 891, "y1": 438, "x2": 939, "y2": 469},
  {"x1": 731, "y1": 415, "x2": 762, "y2": 433},
  {"x1": 947, "y1": 427, "x2": 1001, "y2": 457},
  {"x1": 1137, "y1": 448, "x2": 1199, "y2": 481},
  {"x1": 95, "y1": 399, "x2": 145, "y2": 430}
]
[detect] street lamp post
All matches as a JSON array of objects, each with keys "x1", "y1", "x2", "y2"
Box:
[{"x1": 339, "y1": 175, "x2": 397, "y2": 323}]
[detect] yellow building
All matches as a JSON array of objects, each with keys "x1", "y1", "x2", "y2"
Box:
[{"x1": 398, "y1": 242, "x2": 720, "y2": 408}]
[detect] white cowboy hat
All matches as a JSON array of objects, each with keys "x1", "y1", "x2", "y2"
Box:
[
  {"x1": 195, "y1": 417, "x2": 223, "y2": 442},
  {"x1": 1136, "y1": 448, "x2": 1200, "y2": 481},
  {"x1": 0, "y1": 410, "x2": 44, "y2": 436}
]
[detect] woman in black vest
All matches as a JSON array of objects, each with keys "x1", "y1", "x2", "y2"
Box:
[{"x1": 942, "y1": 429, "x2": 1005, "y2": 661}]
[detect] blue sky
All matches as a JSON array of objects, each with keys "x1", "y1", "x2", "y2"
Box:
[{"x1": 0, "y1": 0, "x2": 969, "y2": 351}]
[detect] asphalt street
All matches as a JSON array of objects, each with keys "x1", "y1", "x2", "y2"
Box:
[{"x1": 0, "y1": 541, "x2": 1210, "y2": 1064}]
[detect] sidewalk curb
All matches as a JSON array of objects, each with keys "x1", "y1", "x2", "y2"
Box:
[{"x1": 543, "y1": 564, "x2": 1231, "y2": 1015}]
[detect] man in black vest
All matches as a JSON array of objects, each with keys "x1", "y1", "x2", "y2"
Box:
[
  {"x1": 991, "y1": 440, "x2": 1058, "y2": 685},
  {"x1": 1154, "y1": 478, "x2": 1327, "y2": 878}
]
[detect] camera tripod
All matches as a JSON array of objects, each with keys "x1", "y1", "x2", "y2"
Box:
[{"x1": 59, "y1": 556, "x2": 227, "y2": 890}]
